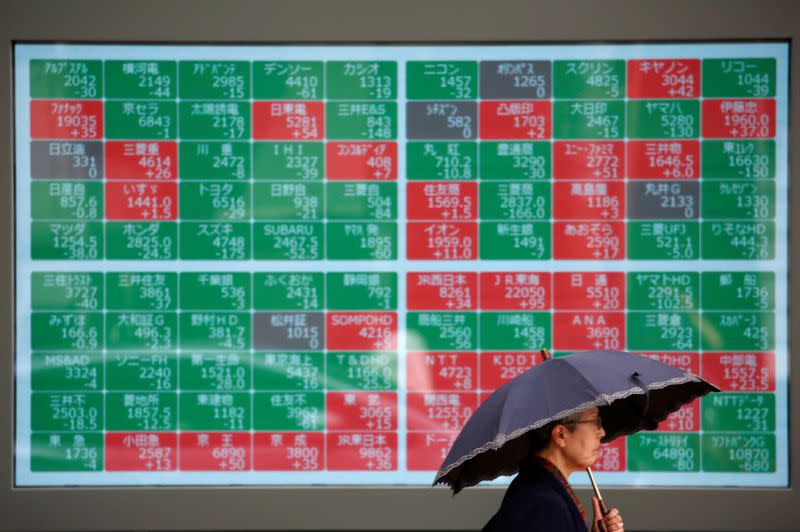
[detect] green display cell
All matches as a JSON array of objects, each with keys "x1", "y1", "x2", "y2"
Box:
[
  {"x1": 104, "y1": 101, "x2": 177, "y2": 139},
  {"x1": 253, "y1": 352, "x2": 324, "y2": 391},
  {"x1": 179, "y1": 141, "x2": 250, "y2": 180},
  {"x1": 178, "y1": 61, "x2": 250, "y2": 99},
  {"x1": 701, "y1": 272, "x2": 775, "y2": 311},
  {"x1": 253, "y1": 273, "x2": 324, "y2": 310},
  {"x1": 180, "y1": 182, "x2": 251, "y2": 221},
  {"x1": 326, "y1": 61, "x2": 397, "y2": 100},
  {"x1": 479, "y1": 222, "x2": 551, "y2": 259},
  {"x1": 327, "y1": 352, "x2": 398, "y2": 391},
  {"x1": 180, "y1": 272, "x2": 250, "y2": 310},
  {"x1": 180, "y1": 352, "x2": 251, "y2": 391},
  {"x1": 105, "y1": 60, "x2": 176, "y2": 99},
  {"x1": 701, "y1": 312, "x2": 774, "y2": 351},
  {"x1": 31, "y1": 181, "x2": 103, "y2": 221},
  {"x1": 479, "y1": 182, "x2": 550, "y2": 221},
  {"x1": 406, "y1": 312, "x2": 477, "y2": 351},
  {"x1": 627, "y1": 433, "x2": 700, "y2": 472},
  {"x1": 553, "y1": 60, "x2": 626, "y2": 99},
  {"x1": 626, "y1": 272, "x2": 699, "y2": 311},
  {"x1": 326, "y1": 222, "x2": 397, "y2": 260},
  {"x1": 626, "y1": 312, "x2": 700, "y2": 351},
  {"x1": 180, "y1": 392, "x2": 250, "y2": 430},
  {"x1": 178, "y1": 101, "x2": 250, "y2": 140},
  {"x1": 253, "y1": 61, "x2": 324, "y2": 100},
  {"x1": 31, "y1": 221, "x2": 102, "y2": 260},
  {"x1": 407, "y1": 61, "x2": 477, "y2": 99},
  {"x1": 106, "y1": 353, "x2": 177, "y2": 391},
  {"x1": 252, "y1": 182, "x2": 324, "y2": 220},
  {"x1": 253, "y1": 222, "x2": 322, "y2": 260},
  {"x1": 179, "y1": 312, "x2": 251, "y2": 350},
  {"x1": 326, "y1": 102, "x2": 397, "y2": 140},
  {"x1": 30, "y1": 432, "x2": 103, "y2": 472},
  {"x1": 179, "y1": 222, "x2": 250, "y2": 260},
  {"x1": 406, "y1": 142, "x2": 477, "y2": 181},
  {"x1": 106, "y1": 222, "x2": 177, "y2": 260},
  {"x1": 253, "y1": 142, "x2": 324, "y2": 180},
  {"x1": 106, "y1": 312, "x2": 177, "y2": 351},
  {"x1": 30, "y1": 60, "x2": 103, "y2": 99},
  {"x1": 31, "y1": 351, "x2": 103, "y2": 391},
  {"x1": 702, "y1": 393, "x2": 775, "y2": 432},
  {"x1": 701, "y1": 221, "x2": 774, "y2": 260},
  {"x1": 31, "y1": 312, "x2": 103, "y2": 351},
  {"x1": 701, "y1": 181, "x2": 775, "y2": 220},
  {"x1": 31, "y1": 272, "x2": 103, "y2": 311},
  {"x1": 326, "y1": 272, "x2": 397, "y2": 311},
  {"x1": 553, "y1": 101, "x2": 625, "y2": 139},
  {"x1": 31, "y1": 392, "x2": 102, "y2": 432},
  {"x1": 479, "y1": 142, "x2": 551, "y2": 180},
  {"x1": 702, "y1": 434, "x2": 776, "y2": 473},
  {"x1": 627, "y1": 100, "x2": 700, "y2": 139},
  {"x1": 479, "y1": 312, "x2": 550, "y2": 350},
  {"x1": 253, "y1": 392, "x2": 324, "y2": 431},
  {"x1": 106, "y1": 392, "x2": 176, "y2": 431},
  {"x1": 106, "y1": 272, "x2": 177, "y2": 311},
  {"x1": 627, "y1": 222, "x2": 699, "y2": 260},
  {"x1": 702, "y1": 59, "x2": 776, "y2": 98},
  {"x1": 326, "y1": 182, "x2": 397, "y2": 220},
  {"x1": 701, "y1": 140, "x2": 775, "y2": 179}
]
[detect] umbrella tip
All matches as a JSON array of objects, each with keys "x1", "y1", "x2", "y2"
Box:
[{"x1": 540, "y1": 348, "x2": 553, "y2": 361}]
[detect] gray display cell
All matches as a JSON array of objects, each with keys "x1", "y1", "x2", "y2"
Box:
[
  {"x1": 406, "y1": 101, "x2": 477, "y2": 140},
  {"x1": 31, "y1": 141, "x2": 103, "y2": 180},
  {"x1": 480, "y1": 61, "x2": 551, "y2": 99},
  {"x1": 627, "y1": 181, "x2": 699, "y2": 219},
  {"x1": 253, "y1": 312, "x2": 324, "y2": 350}
]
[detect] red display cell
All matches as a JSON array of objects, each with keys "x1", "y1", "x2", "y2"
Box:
[
  {"x1": 479, "y1": 101, "x2": 551, "y2": 140},
  {"x1": 326, "y1": 432, "x2": 398, "y2": 471},
  {"x1": 326, "y1": 312, "x2": 397, "y2": 351},
  {"x1": 179, "y1": 432, "x2": 251, "y2": 471},
  {"x1": 552, "y1": 222, "x2": 624, "y2": 260},
  {"x1": 655, "y1": 400, "x2": 700, "y2": 432},
  {"x1": 407, "y1": 431, "x2": 458, "y2": 471},
  {"x1": 553, "y1": 312, "x2": 625, "y2": 351},
  {"x1": 553, "y1": 272, "x2": 625, "y2": 311},
  {"x1": 407, "y1": 351, "x2": 478, "y2": 391},
  {"x1": 30, "y1": 100, "x2": 103, "y2": 139},
  {"x1": 406, "y1": 392, "x2": 478, "y2": 431},
  {"x1": 252, "y1": 101, "x2": 324, "y2": 140},
  {"x1": 592, "y1": 438, "x2": 626, "y2": 472},
  {"x1": 479, "y1": 272, "x2": 551, "y2": 310},
  {"x1": 253, "y1": 432, "x2": 324, "y2": 471},
  {"x1": 627, "y1": 59, "x2": 701, "y2": 99},
  {"x1": 406, "y1": 182, "x2": 477, "y2": 221},
  {"x1": 553, "y1": 181, "x2": 624, "y2": 220},
  {"x1": 479, "y1": 352, "x2": 542, "y2": 391},
  {"x1": 640, "y1": 352, "x2": 700, "y2": 375},
  {"x1": 627, "y1": 140, "x2": 699, "y2": 180},
  {"x1": 702, "y1": 352, "x2": 775, "y2": 392},
  {"x1": 326, "y1": 392, "x2": 397, "y2": 431},
  {"x1": 406, "y1": 272, "x2": 477, "y2": 311},
  {"x1": 553, "y1": 141, "x2": 624, "y2": 180},
  {"x1": 105, "y1": 432, "x2": 177, "y2": 471},
  {"x1": 105, "y1": 182, "x2": 177, "y2": 221},
  {"x1": 702, "y1": 99, "x2": 776, "y2": 139},
  {"x1": 106, "y1": 141, "x2": 177, "y2": 180},
  {"x1": 407, "y1": 222, "x2": 477, "y2": 260},
  {"x1": 326, "y1": 142, "x2": 397, "y2": 180}
]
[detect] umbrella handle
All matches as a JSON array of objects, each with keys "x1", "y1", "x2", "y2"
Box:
[{"x1": 586, "y1": 467, "x2": 610, "y2": 532}]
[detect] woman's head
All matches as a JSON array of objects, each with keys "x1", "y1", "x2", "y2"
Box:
[{"x1": 528, "y1": 406, "x2": 606, "y2": 474}]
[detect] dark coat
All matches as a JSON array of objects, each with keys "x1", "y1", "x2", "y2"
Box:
[{"x1": 482, "y1": 459, "x2": 589, "y2": 532}]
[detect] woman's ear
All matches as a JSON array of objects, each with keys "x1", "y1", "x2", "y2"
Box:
[{"x1": 551, "y1": 424, "x2": 567, "y2": 448}]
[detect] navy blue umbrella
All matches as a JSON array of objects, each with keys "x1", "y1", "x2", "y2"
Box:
[{"x1": 434, "y1": 349, "x2": 719, "y2": 493}]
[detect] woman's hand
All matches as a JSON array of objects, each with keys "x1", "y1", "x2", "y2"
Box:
[{"x1": 591, "y1": 496, "x2": 623, "y2": 532}]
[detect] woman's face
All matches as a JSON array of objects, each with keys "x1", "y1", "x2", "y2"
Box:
[{"x1": 560, "y1": 407, "x2": 606, "y2": 472}]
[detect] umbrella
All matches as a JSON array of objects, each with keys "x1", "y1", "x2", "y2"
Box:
[{"x1": 433, "y1": 349, "x2": 720, "y2": 494}]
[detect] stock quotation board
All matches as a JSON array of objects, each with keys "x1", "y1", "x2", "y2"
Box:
[{"x1": 13, "y1": 43, "x2": 789, "y2": 487}]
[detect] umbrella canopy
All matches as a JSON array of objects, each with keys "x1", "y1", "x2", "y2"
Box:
[{"x1": 433, "y1": 349, "x2": 720, "y2": 493}]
